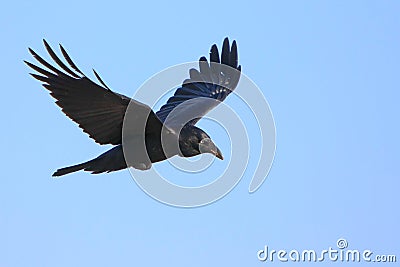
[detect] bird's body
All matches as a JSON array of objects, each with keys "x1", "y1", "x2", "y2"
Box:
[{"x1": 25, "y1": 38, "x2": 241, "y2": 176}]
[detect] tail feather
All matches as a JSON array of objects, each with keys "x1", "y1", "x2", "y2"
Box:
[
  {"x1": 52, "y1": 162, "x2": 89, "y2": 177},
  {"x1": 52, "y1": 145, "x2": 127, "y2": 177}
]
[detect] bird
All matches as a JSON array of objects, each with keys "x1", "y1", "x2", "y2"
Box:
[{"x1": 25, "y1": 38, "x2": 241, "y2": 177}]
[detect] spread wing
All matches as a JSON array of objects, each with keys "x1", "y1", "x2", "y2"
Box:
[
  {"x1": 156, "y1": 37, "x2": 241, "y2": 128},
  {"x1": 25, "y1": 40, "x2": 163, "y2": 145}
]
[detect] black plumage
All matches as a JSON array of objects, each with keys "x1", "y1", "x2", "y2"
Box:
[{"x1": 25, "y1": 38, "x2": 241, "y2": 176}]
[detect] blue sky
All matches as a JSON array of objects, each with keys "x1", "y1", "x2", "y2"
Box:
[{"x1": 1, "y1": 0, "x2": 399, "y2": 266}]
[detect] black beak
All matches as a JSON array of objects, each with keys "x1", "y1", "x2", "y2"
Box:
[{"x1": 216, "y1": 148, "x2": 224, "y2": 160}]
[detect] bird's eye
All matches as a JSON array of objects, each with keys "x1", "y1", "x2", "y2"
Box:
[{"x1": 200, "y1": 138, "x2": 211, "y2": 144}]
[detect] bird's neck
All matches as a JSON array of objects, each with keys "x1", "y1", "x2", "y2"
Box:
[{"x1": 177, "y1": 126, "x2": 200, "y2": 158}]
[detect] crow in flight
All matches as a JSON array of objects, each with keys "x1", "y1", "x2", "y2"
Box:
[{"x1": 25, "y1": 38, "x2": 241, "y2": 176}]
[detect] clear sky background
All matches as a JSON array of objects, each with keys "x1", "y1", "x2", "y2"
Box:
[{"x1": 1, "y1": 1, "x2": 399, "y2": 266}]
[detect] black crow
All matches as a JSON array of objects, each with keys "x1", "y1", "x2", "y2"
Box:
[{"x1": 25, "y1": 38, "x2": 241, "y2": 176}]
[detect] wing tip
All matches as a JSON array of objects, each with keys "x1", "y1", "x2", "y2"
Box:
[
  {"x1": 28, "y1": 47, "x2": 38, "y2": 57},
  {"x1": 42, "y1": 39, "x2": 51, "y2": 50},
  {"x1": 223, "y1": 37, "x2": 230, "y2": 47}
]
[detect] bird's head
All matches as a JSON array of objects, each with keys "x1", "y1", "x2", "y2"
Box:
[
  {"x1": 179, "y1": 126, "x2": 223, "y2": 160},
  {"x1": 198, "y1": 137, "x2": 224, "y2": 160},
  {"x1": 193, "y1": 127, "x2": 224, "y2": 160}
]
